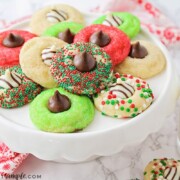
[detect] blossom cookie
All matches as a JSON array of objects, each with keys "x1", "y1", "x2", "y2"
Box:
[
  {"x1": 93, "y1": 12, "x2": 140, "y2": 39},
  {"x1": 0, "y1": 30, "x2": 36, "y2": 68},
  {"x1": 30, "y1": 4, "x2": 85, "y2": 35},
  {"x1": 50, "y1": 42, "x2": 113, "y2": 95},
  {"x1": 0, "y1": 66, "x2": 42, "y2": 108},
  {"x1": 74, "y1": 24, "x2": 130, "y2": 66},
  {"x1": 93, "y1": 73, "x2": 154, "y2": 118},
  {"x1": 43, "y1": 21, "x2": 84, "y2": 44},
  {"x1": 30, "y1": 88, "x2": 95, "y2": 133},
  {"x1": 115, "y1": 40, "x2": 166, "y2": 79},
  {"x1": 144, "y1": 158, "x2": 180, "y2": 180},
  {"x1": 20, "y1": 37, "x2": 67, "y2": 88}
]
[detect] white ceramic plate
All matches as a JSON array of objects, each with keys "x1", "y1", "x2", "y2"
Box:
[{"x1": 0, "y1": 13, "x2": 179, "y2": 162}]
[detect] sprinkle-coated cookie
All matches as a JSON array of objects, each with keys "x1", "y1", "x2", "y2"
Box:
[
  {"x1": 30, "y1": 87, "x2": 95, "y2": 133},
  {"x1": 74, "y1": 24, "x2": 130, "y2": 66},
  {"x1": 93, "y1": 12, "x2": 140, "y2": 39},
  {"x1": 0, "y1": 66, "x2": 42, "y2": 108},
  {"x1": 50, "y1": 42, "x2": 113, "y2": 95},
  {"x1": 93, "y1": 73, "x2": 154, "y2": 118},
  {"x1": 144, "y1": 158, "x2": 180, "y2": 180},
  {"x1": 115, "y1": 40, "x2": 166, "y2": 79},
  {"x1": 20, "y1": 37, "x2": 67, "y2": 88},
  {"x1": 0, "y1": 30, "x2": 36, "y2": 67},
  {"x1": 30, "y1": 4, "x2": 85, "y2": 35},
  {"x1": 43, "y1": 21, "x2": 84, "y2": 43}
]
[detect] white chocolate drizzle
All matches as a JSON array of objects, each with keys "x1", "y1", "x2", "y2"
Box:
[
  {"x1": 46, "y1": 9, "x2": 68, "y2": 23},
  {"x1": 0, "y1": 69, "x2": 22, "y2": 89},
  {"x1": 103, "y1": 13, "x2": 123, "y2": 27},
  {"x1": 163, "y1": 166, "x2": 180, "y2": 180},
  {"x1": 109, "y1": 82, "x2": 135, "y2": 99},
  {"x1": 41, "y1": 45, "x2": 57, "y2": 66}
]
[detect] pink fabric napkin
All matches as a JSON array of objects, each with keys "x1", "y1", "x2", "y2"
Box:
[
  {"x1": 0, "y1": 0, "x2": 180, "y2": 175},
  {"x1": 0, "y1": 143, "x2": 27, "y2": 177},
  {"x1": 92, "y1": 0, "x2": 180, "y2": 46}
]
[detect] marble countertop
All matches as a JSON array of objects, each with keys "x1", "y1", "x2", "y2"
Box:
[{"x1": 1, "y1": 0, "x2": 180, "y2": 179}]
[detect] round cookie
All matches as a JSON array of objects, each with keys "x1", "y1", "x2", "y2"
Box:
[
  {"x1": 30, "y1": 88, "x2": 95, "y2": 133},
  {"x1": 30, "y1": 4, "x2": 85, "y2": 35},
  {"x1": 0, "y1": 66, "x2": 42, "y2": 108},
  {"x1": 74, "y1": 24, "x2": 130, "y2": 66},
  {"x1": 43, "y1": 21, "x2": 84, "y2": 43},
  {"x1": 144, "y1": 158, "x2": 180, "y2": 180},
  {"x1": 93, "y1": 73, "x2": 154, "y2": 118},
  {"x1": 50, "y1": 42, "x2": 113, "y2": 95},
  {"x1": 20, "y1": 36, "x2": 67, "y2": 88},
  {"x1": 115, "y1": 40, "x2": 166, "y2": 79},
  {"x1": 0, "y1": 30, "x2": 36, "y2": 68},
  {"x1": 93, "y1": 12, "x2": 140, "y2": 39}
]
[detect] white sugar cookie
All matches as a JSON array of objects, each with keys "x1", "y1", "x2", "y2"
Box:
[
  {"x1": 93, "y1": 73, "x2": 153, "y2": 118},
  {"x1": 144, "y1": 158, "x2": 180, "y2": 180},
  {"x1": 20, "y1": 37, "x2": 66, "y2": 88},
  {"x1": 115, "y1": 40, "x2": 166, "y2": 79},
  {"x1": 30, "y1": 4, "x2": 85, "y2": 35}
]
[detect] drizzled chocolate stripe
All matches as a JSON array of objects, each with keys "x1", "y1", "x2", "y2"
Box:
[
  {"x1": 164, "y1": 167, "x2": 172, "y2": 178},
  {"x1": 47, "y1": 9, "x2": 68, "y2": 22},
  {"x1": 104, "y1": 19, "x2": 113, "y2": 26},
  {"x1": 0, "y1": 70, "x2": 22, "y2": 89},
  {"x1": 164, "y1": 167, "x2": 180, "y2": 180},
  {"x1": 52, "y1": 9, "x2": 67, "y2": 20},
  {"x1": 112, "y1": 15, "x2": 122, "y2": 26},
  {"x1": 11, "y1": 72, "x2": 21, "y2": 86},
  {"x1": 0, "y1": 78, "x2": 13, "y2": 88},
  {"x1": 47, "y1": 15, "x2": 61, "y2": 22},
  {"x1": 112, "y1": 89, "x2": 129, "y2": 98},
  {"x1": 109, "y1": 83, "x2": 135, "y2": 99},
  {"x1": 110, "y1": 83, "x2": 134, "y2": 95},
  {"x1": 41, "y1": 47, "x2": 57, "y2": 66},
  {"x1": 103, "y1": 14, "x2": 123, "y2": 27}
]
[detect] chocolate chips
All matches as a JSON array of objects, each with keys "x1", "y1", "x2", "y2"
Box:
[
  {"x1": 58, "y1": 28, "x2": 74, "y2": 44},
  {"x1": 48, "y1": 90, "x2": 71, "y2": 113},
  {"x1": 129, "y1": 42, "x2": 148, "y2": 59},
  {"x1": 89, "y1": 30, "x2": 111, "y2": 47},
  {"x1": 3, "y1": 33, "x2": 25, "y2": 48},
  {"x1": 74, "y1": 51, "x2": 96, "y2": 72}
]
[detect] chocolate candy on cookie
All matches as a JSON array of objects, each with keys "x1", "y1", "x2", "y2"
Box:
[
  {"x1": 74, "y1": 24, "x2": 130, "y2": 66},
  {"x1": 115, "y1": 40, "x2": 166, "y2": 79},
  {"x1": 144, "y1": 158, "x2": 180, "y2": 180},
  {"x1": 50, "y1": 42, "x2": 113, "y2": 95},
  {"x1": 0, "y1": 30, "x2": 36, "y2": 68},
  {"x1": 0, "y1": 66, "x2": 42, "y2": 108},
  {"x1": 30, "y1": 88, "x2": 95, "y2": 133},
  {"x1": 30, "y1": 4, "x2": 85, "y2": 35},
  {"x1": 93, "y1": 12, "x2": 140, "y2": 39},
  {"x1": 43, "y1": 22, "x2": 84, "y2": 43},
  {"x1": 20, "y1": 37, "x2": 67, "y2": 88},
  {"x1": 93, "y1": 73, "x2": 154, "y2": 118}
]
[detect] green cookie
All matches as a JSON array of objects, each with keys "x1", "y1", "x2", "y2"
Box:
[
  {"x1": 42, "y1": 21, "x2": 84, "y2": 39},
  {"x1": 93, "y1": 12, "x2": 140, "y2": 39},
  {"x1": 30, "y1": 88, "x2": 95, "y2": 133}
]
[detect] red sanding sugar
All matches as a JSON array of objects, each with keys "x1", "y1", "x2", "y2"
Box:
[
  {"x1": 0, "y1": 30, "x2": 36, "y2": 67},
  {"x1": 74, "y1": 24, "x2": 131, "y2": 66}
]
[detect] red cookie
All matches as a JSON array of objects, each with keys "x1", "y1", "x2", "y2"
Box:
[
  {"x1": 74, "y1": 24, "x2": 130, "y2": 66},
  {"x1": 0, "y1": 30, "x2": 36, "y2": 67}
]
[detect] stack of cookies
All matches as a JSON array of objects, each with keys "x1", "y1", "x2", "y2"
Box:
[{"x1": 0, "y1": 4, "x2": 166, "y2": 133}]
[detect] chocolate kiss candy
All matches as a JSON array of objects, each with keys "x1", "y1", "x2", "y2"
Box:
[
  {"x1": 48, "y1": 90, "x2": 71, "y2": 113},
  {"x1": 2, "y1": 33, "x2": 25, "y2": 48},
  {"x1": 73, "y1": 51, "x2": 96, "y2": 72},
  {"x1": 129, "y1": 42, "x2": 148, "y2": 59},
  {"x1": 58, "y1": 28, "x2": 75, "y2": 44},
  {"x1": 89, "y1": 30, "x2": 111, "y2": 47}
]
